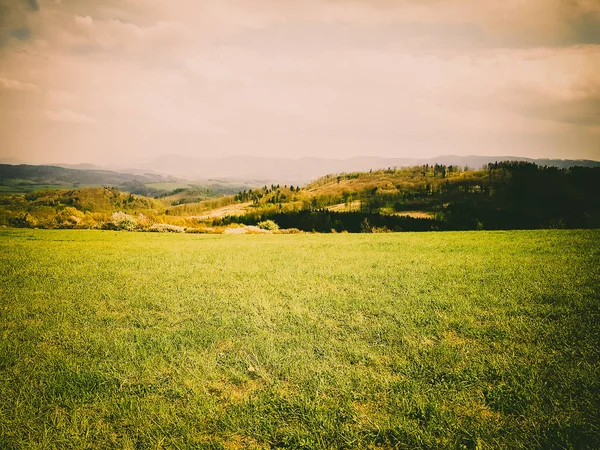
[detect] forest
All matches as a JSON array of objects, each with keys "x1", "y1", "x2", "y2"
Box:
[{"x1": 217, "y1": 162, "x2": 600, "y2": 231}]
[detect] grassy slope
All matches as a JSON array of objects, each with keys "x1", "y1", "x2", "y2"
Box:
[
  {"x1": 1, "y1": 229, "x2": 599, "y2": 449},
  {"x1": 182, "y1": 168, "x2": 481, "y2": 217},
  {"x1": 0, "y1": 183, "x2": 106, "y2": 194},
  {"x1": 0, "y1": 164, "x2": 171, "y2": 193},
  {"x1": 305, "y1": 168, "x2": 467, "y2": 196}
]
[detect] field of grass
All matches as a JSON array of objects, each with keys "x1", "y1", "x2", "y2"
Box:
[
  {"x1": 146, "y1": 182, "x2": 195, "y2": 191},
  {"x1": 0, "y1": 183, "x2": 102, "y2": 194},
  {"x1": 1, "y1": 229, "x2": 599, "y2": 449}
]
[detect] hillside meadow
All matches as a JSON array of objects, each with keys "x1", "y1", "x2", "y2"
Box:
[{"x1": 0, "y1": 229, "x2": 599, "y2": 449}]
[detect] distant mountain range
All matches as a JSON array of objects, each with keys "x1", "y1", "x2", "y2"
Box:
[
  {"x1": 132, "y1": 154, "x2": 600, "y2": 184},
  {"x1": 1, "y1": 155, "x2": 599, "y2": 188},
  {"x1": 0, "y1": 164, "x2": 176, "y2": 192}
]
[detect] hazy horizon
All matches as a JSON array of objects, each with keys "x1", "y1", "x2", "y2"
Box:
[
  {"x1": 3, "y1": 153, "x2": 600, "y2": 170},
  {"x1": 1, "y1": 0, "x2": 599, "y2": 166}
]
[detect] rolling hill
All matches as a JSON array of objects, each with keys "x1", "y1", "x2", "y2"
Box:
[
  {"x1": 0, "y1": 164, "x2": 176, "y2": 193},
  {"x1": 2, "y1": 161, "x2": 600, "y2": 232},
  {"x1": 136, "y1": 154, "x2": 600, "y2": 183}
]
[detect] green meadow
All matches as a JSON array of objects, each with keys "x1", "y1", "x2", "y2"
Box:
[{"x1": 1, "y1": 229, "x2": 599, "y2": 449}]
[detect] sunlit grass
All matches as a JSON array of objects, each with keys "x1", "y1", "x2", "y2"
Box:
[{"x1": 1, "y1": 229, "x2": 598, "y2": 449}]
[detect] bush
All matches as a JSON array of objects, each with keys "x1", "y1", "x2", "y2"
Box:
[
  {"x1": 257, "y1": 220, "x2": 279, "y2": 231},
  {"x1": 111, "y1": 212, "x2": 138, "y2": 231},
  {"x1": 185, "y1": 227, "x2": 206, "y2": 234},
  {"x1": 279, "y1": 228, "x2": 303, "y2": 234},
  {"x1": 58, "y1": 207, "x2": 85, "y2": 228},
  {"x1": 136, "y1": 213, "x2": 152, "y2": 229},
  {"x1": 148, "y1": 223, "x2": 185, "y2": 233},
  {"x1": 9, "y1": 214, "x2": 38, "y2": 228}
]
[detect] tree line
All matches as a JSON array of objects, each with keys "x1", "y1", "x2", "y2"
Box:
[{"x1": 220, "y1": 162, "x2": 600, "y2": 231}]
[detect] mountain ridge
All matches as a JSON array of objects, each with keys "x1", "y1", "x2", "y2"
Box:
[
  {"x1": 2, "y1": 155, "x2": 599, "y2": 187},
  {"x1": 133, "y1": 154, "x2": 600, "y2": 183}
]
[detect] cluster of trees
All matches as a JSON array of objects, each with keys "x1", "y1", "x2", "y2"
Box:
[
  {"x1": 16, "y1": 187, "x2": 160, "y2": 212},
  {"x1": 298, "y1": 163, "x2": 600, "y2": 230},
  {"x1": 438, "y1": 163, "x2": 600, "y2": 229},
  {"x1": 214, "y1": 210, "x2": 440, "y2": 233},
  {"x1": 234, "y1": 185, "x2": 300, "y2": 206},
  {"x1": 162, "y1": 182, "x2": 254, "y2": 205},
  {"x1": 0, "y1": 187, "x2": 163, "y2": 230},
  {"x1": 118, "y1": 181, "x2": 162, "y2": 197}
]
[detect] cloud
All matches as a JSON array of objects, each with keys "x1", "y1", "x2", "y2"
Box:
[
  {"x1": 0, "y1": 0, "x2": 598, "y2": 164},
  {"x1": 26, "y1": 0, "x2": 39, "y2": 12},
  {"x1": 53, "y1": 14, "x2": 194, "y2": 63},
  {"x1": 75, "y1": 15, "x2": 93, "y2": 27},
  {"x1": 10, "y1": 27, "x2": 30, "y2": 40},
  {"x1": 45, "y1": 109, "x2": 95, "y2": 124},
  {"x1": 0, "y1": 77, "x2": 38, "y2": 91},
  {"x1": 46, "y1": 89, "x2": 76, "y2": 106},
  {"x1": 560, "y1": 0, "x2": 600, "y2": 44}
]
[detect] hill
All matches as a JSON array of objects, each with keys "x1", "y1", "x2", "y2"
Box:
[
  {"x1": 0, "y1": 187, "x2": 166, "y2": 229},
  {"x1": 215, "y1": 162, "x2": 600, "y2": 231},
  {"x1": 1, "y1": 162, "x2": 599, "y2": 232},
  {"x1": 0, "y1": 164, "x2": 259, "y2": 200},
  {"x1": 0, "y1": 164, "x2": 175, "y2": 193},
  {"x1": 136, "y1": 154, "x2": 600, "y2": 183}
]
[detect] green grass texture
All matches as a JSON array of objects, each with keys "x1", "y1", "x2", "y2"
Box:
[{"x1": 1, "y1": 229, "x2": 599, "y2": 449}]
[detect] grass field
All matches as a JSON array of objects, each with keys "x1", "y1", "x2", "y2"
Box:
[
  {"x1": 1, "y1": 229, "x2": 599, "y2": 449},
  {"x1": 146, "y1": 182, "x2": 195, "y2": 191},
  {"x1": 0, "y1": 183, "x2": 102, "y2": 194}
]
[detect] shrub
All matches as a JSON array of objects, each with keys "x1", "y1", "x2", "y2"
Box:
[
  {"x1": 279, "y1": 228, "x2": 303, "y2": 234},
  {"x1": 111, "y1": 211, "x2": 138, "y2": 231},
  {"x1": 79, "y1": 213, "x2": 99, "y2": 229},
  {"x1": 372, "y1": 226, "x2": 391, "y2": 233},
  {"x1": 136, "y1": 213, "x2": 152, "y2": 229},
  {"x1": 58, "y1": 207, "x2": 85, "y2": 228},
  {"x1": 81, "y1": 212, "x2": 110, "y2": 229},
  {"x1": 9, "y1": 213, "x2": 38, "y2": 228},
  {"x1": 257, "y1": 220, "x2": 279, "y2": 231},
  {"x1": 148, "y1": 223, "x2": 185, "y2": 233},
  {"x1": 185, "y1": 227, "x2": 206, "y2": 234}
]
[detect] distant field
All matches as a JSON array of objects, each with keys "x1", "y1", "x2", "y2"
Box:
[
  {"x1": 146, "y1": 181, "x2": 258, "y2": 192},
  {"x1": 1, "y1": 229, "x2": 599, "y2": 449},
  {"x1": 0, "y1": 183, "x2": 102, "y2": 193},
  {"x1": 146, "y1": 182, "x2": 194, "y2": 190}
]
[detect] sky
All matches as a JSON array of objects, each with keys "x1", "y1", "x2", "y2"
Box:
[{"x1": 0, "y1": 0, "x2": 599, "y2": 166}]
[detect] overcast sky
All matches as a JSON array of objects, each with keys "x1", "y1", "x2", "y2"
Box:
[{"x1": 0, "y1": 0, "x2": 599, "y2": 165}]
